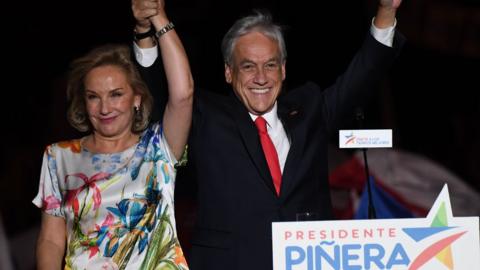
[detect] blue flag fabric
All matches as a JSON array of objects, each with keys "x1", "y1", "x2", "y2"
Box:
[{"x1": 355, "y1": 176, "x2": 414, "y2": 219}]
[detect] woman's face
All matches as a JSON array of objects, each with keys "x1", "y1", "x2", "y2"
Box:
[{"x1": 84, "y1": 65, "x2": 141, "y2": 139}]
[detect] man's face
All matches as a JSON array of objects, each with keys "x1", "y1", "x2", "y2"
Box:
[{"x1": 225, "y1": 31, "x2": 285, "y2": 115}]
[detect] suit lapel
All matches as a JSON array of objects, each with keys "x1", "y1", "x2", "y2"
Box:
[
  {"x1": 229, "y1": 94, "x2": 277, "y2": 194},
  {"x1": 277, "y1": 99, "x2": 305, "y2": 198}
]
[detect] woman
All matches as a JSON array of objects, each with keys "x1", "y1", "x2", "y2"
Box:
[{"x1": 32, "y1": 6, "x2": 193, "y2": 269}]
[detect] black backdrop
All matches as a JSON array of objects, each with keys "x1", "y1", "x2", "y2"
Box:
[{"x1": 3, "y1": 0, "x2": 479, "y2": 237}]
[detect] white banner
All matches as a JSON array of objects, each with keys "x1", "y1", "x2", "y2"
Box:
[{"x1": 272, "y1": 185, "x2": 480, "y2": 270}]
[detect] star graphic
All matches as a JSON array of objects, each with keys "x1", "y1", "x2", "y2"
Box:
[{"x1": 402, "y1": 202, "x2": 466, "y2": 270}]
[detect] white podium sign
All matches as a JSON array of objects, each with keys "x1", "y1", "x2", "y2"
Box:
[{"x1": 272, "y1": 185, "x2": 480, "y2": 270}]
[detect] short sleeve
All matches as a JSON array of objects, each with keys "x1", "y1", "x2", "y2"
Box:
[
  {"x1": 32, "y1": 146, "x2": 65, "y2": 217},
  {"x1": 156, "y1": 123, "x2": 178, "y2": 166}
]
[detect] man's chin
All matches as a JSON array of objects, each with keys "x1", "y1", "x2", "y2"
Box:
[{"x1": 250, "y1": 105, "x2": 274, "y2": 115}]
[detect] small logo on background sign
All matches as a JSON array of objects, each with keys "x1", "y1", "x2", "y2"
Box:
[{"x1": 339, "y1": 129, "x2": 392, "y2": 148}]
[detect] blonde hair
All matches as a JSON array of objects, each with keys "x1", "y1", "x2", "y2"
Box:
[{"x1": 66, "y1": 44, "x2": 153, "y2": 133}]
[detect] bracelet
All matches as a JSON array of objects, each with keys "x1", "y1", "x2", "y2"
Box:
[
  {"x1": 134, "y1": 27, "x2": 155, "y2": 42},
  {"x1": 155, "y1": 22, "x2": 175, "y2": 38}
]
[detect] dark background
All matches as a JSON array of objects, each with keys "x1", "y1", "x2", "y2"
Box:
[{"x1": 2, "y1": 0, "x2": 479, "y2": 255}]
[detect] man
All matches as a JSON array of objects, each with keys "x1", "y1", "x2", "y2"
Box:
[{"x1": 131, "y1": 0, "x2": 404, "y2": 269}]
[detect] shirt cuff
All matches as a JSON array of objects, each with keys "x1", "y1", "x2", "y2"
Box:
[
  {"x1": 370, "y1": 17, "x2": 396, "y2": 47},
  {"x1": 133, "y1": 42, "x2": 159, "y2": 67}
]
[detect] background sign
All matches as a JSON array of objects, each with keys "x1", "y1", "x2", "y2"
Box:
[{"x1": 339, "y1": 129, "x2": 392, "y2": 148}]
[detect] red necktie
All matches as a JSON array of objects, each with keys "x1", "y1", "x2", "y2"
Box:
[{"x1": 255, "y1": 116, "x2": 282, "y2": 195}]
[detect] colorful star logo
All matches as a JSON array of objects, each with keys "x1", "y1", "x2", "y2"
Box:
[{"x1": 403, "y1": 198, "x2": 466, "y2": 269}]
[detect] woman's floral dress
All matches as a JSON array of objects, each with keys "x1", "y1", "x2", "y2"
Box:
[{"x1": 33, "y1": 123, "x2": 188, "y2": 270}]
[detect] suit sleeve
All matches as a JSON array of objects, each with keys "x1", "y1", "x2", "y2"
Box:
[{"x1": 321, "y1": 32, "x2": 406, "y2": 132}]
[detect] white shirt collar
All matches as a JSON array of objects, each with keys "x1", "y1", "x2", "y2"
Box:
[{"x1": 249, "y1": 102, "x2": 280, "y2": 132}]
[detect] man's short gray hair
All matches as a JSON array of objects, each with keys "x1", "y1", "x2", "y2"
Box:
[{"x1": 221, "y1": 10, "x2": 287, "y2": 66}]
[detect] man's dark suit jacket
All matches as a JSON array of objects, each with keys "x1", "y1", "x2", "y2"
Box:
[{"x1": 138, "y1": 32, "x2": 404, "y2": 270}]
